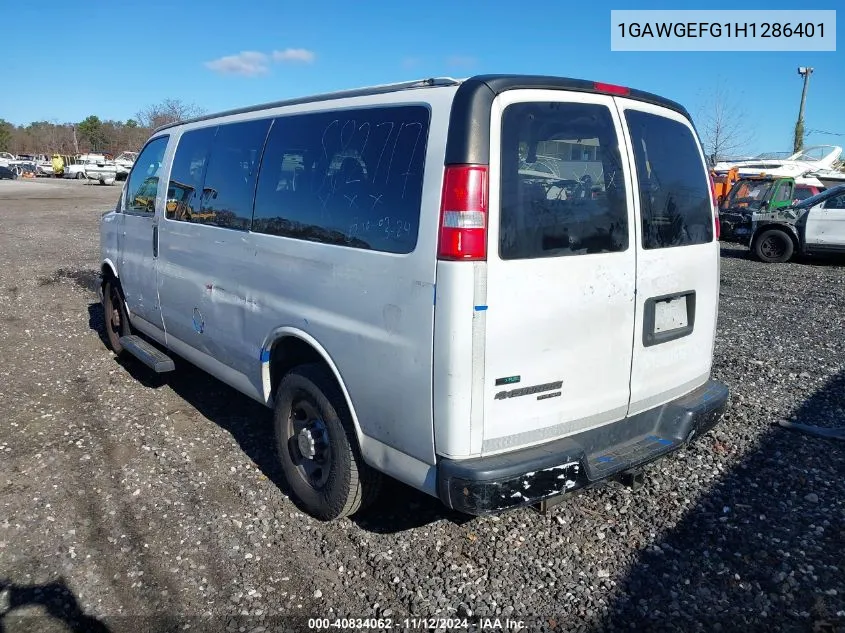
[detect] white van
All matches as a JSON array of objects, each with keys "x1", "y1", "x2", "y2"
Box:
[{"x1": 99, "y1": 75, "x2": 729, "y2": 520}]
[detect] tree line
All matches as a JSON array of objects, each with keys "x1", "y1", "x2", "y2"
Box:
[{"x1": 0, "y1": 99, "x2": 205, "y2": 156}]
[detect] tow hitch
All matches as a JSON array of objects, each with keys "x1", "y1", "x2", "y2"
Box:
[
  {"x1": 532, "y1": 468, "x2": 647, "y2": 515},
  {"x1": 617, "y1": 468, "x2": 645, "y2": 490}
]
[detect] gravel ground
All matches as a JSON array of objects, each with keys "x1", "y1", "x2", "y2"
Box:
[{"x1": 0, "y1": 178, "x2": 842, "y2": 633}]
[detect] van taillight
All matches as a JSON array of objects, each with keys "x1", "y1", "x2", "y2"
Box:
[
  {"x1": 708, "y1": 173, "x2": 717, "y2": 206},
  {"x1": 709, "y1": 173, "x2": 721, "y2": 239},
  {"x1": 438, "y1": 165, "x2": 488, "y2": 260}
]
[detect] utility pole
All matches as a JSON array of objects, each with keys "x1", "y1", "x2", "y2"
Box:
[{"x1": 794, "y1": 66, "x2": 813, "y2": 154}]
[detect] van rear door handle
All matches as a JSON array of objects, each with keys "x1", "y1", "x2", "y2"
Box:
[{"x1": 152, "y1": 224, "x2": 158, "y2": 258}]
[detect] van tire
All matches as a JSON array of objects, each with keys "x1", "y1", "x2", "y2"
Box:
[
  {"x1": 103, "y1": 279, "x2": 130, "y2": 354},
  {"x1": 273, "y1": 363, "x2": 381, "y2": 521},
  {"x1": 753, "y1": 229, "x2": 794, "y2": 263}
]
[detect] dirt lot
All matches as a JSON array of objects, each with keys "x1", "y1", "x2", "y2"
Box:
[{"x1": 0, "y1": 178, "x2": 843, "y2": 633}]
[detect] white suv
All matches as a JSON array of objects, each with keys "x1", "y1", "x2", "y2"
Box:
[{"x1": 99, "y1": 74, "x2": 729, "y2": 520}]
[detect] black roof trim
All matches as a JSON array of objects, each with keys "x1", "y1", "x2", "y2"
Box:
[
  {"x1": 152, "y1": 77, "x2": 461, "y2": 134},
  {"x1": 445, "y1": 74, "x2": 692, "y2": 165}
]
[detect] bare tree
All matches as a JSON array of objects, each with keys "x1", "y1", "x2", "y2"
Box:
[
  {"x1": 135, "y1": 98, "x2": 206, "y2": 130},
  {"x1": 696, "y1": 82, "x2": 756, "y2": 165},
  {"x1": 0, "y1": 99, "x2": 208, "y2": 156}
]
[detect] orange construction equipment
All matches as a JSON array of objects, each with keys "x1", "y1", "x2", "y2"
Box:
[{"x1": 710, "y1": 167, "x2": 740, "y2": 208}]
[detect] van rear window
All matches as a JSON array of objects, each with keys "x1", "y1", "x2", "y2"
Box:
[
  {"x1": 625, "y1": 110, "x2": 713, "y2": 249},
  {"x1": 499, "y1": 102, "x2": 629, "y2": 260}
]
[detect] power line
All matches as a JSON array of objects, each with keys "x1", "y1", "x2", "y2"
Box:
[{"x1": 806, "y1": 129, "x2": 845, "y2": 137}]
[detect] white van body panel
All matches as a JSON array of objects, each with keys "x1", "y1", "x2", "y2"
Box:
[
  {"x1": 99, "y1": 208, "x2": 121, "y2": 280},
  {"x1": 129, "y1": 314, "x2": 168, "y2": 347},
  {"x1": 153, "y1": 87, "x2": 458, "y2": 469},
  {"x1": 164, "y1": 332, "x2": 266, "y2": 404},
  {"x1": 432, "y1": 260, "x2": 484, "y2": 458},
  {"x1": 613, "y1": 98, "x2": 718, "y2": 415},
  {"x1": 479, "y1": 89, "x2": 638, "y2": 455},
  {"x1": 111, "y1": 134, "x2": 173, "y2": 338},
  {"x1": 118, "y1": 208, "x2": 165, "y2": 330}
]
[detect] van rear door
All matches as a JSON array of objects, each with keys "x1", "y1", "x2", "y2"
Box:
[
  {"x1": 481, "y1": 90, "x2": 638, "y2": 454},
  {"x1": 615, "y1": 100, "x2": 719, "y2": 414}
]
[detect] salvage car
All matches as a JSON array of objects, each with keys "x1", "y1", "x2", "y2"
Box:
[
  {"x1": 114, "y1": 151, "x2": 138, "y2": 181},
  {"x1": 720, "y1": 176, "x2": 823, "y2": 242},
  {"x1": 64, "y1": 154, "x2": 118, "y2": 185},
  {"x1": 749, "y1": 184, "x2": 845, "y2": 262},
  {"x1": 99, "y1": 74, "x2": 729, "y2": 520}
]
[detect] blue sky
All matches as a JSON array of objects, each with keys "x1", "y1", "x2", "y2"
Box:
[{"x1": 0, "y1": 0, "x2": 842, "y2": 155}]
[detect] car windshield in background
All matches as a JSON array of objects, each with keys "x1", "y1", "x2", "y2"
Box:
[
  {"x1": 725, "y1": 179, "x2": 775, "y2": 210},
  {"x1": 499, "y1": 101, "x2": 629, "y2": 260},
  {"x1": 754, "y1": 151, "x2": 792, "y2": 160},
  {"x1": 792, "y1": 146, "x2": 837, "y2": 162}
]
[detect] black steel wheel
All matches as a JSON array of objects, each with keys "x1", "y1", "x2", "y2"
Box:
[
  {"x1": 274, "y1": 363, "x2": 381, "y2": 520},
  {"x1": 753, "y1": 229, "x2": 794, "y2": 263}
]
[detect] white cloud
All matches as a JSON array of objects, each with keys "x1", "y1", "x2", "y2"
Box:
[
  {"x1": 204, "y1": 51, "x2": 270, "y2": 76},
  {"x1": 446, "y1": 55, "x2": 477, "y2": 68},
  {"x1": 272, "y1": 48, "x2": 316, "y2": 64}
]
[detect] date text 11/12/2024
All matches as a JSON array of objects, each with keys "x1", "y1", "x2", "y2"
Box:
[{"x1": 308, "y1": 617, "x2": 528, "y2": 630}]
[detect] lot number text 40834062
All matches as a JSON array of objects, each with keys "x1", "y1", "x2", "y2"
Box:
[{"x1": 308, "y1": 617, "x2": 528, "y2": 630}]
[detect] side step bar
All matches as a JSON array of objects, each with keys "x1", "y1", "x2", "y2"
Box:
[{"x1": 119, "y1": 335, "x2": 175, "y2": 373}]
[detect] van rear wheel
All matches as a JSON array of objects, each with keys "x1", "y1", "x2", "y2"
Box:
[
  {"x1": 274, "y1": 363, "x2": 381, "y2": 521},
  {"x1": 753, "y1": 229, "x2": 794, "y2": 263}
]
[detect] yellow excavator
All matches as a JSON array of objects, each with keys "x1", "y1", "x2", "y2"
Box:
[{"x1": 51, "y1": 154, "x2": 65, "y2": 177}]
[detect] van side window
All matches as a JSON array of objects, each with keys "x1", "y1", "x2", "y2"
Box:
[
  {"x1": 124, "y1": 136, "x2": 168, "y2": 215},
  {"x1": 196, "y1": 118, "x2": 272, "y2": 230},
  {"x1": 166, "y1": 126, "x2": 217, "y2": 222},
  {"x1": 252, "y1": 105, "x2": 431, "y2": 254},
  {"x1": 625, "y1": 110, "x2": 713, "y2": 249},
  {"x1": 499, "y1": 102, "x2": 629, "y2": 260}
]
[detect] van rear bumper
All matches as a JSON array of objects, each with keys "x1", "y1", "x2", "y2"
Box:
[{"x1": 436, "y1": 379, "x2": 729, "y2": 516}]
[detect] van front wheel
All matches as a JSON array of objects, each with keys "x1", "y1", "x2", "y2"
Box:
[
  {"x1": 274, "y1": 363, "x2": 381, "y2": 520},
  {"x1": 103, "y1": 279, "x2": 130, "y2": 354}
]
